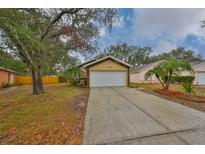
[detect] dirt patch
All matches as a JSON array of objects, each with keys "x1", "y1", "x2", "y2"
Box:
[{"x1": 73, "y1": 91, "x2": 89, "y2": 112}]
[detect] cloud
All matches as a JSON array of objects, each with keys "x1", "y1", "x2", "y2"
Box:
[
  {"x1": 131, "y1": 9, "x2": 205, "y2": 55},
  {"x1": 99, "y1": 28, "x2": 106, "y2": 37},
  {"x1": 113, "y1": 16, "x2": 125, "y2": 28},
  {"x1": 97, "y1": 9, "x2": 205, "y2": 58},
  {"x1": 154, "y1": 40, "x2": 177, "y2": 54},
  {"x1": 133, "y1": 9, "x2": 205, "y2": 40}
]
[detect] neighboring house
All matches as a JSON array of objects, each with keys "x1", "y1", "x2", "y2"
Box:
[
  {"x1": 0, "y1": 67, "x2": 21, "y2": 87},
  {"x1": 130, "y1": 60, "x2": 205, "y2": 85},
  {"x1": 181, "y1": 60, "x2": 205, "y2": 85},
  {"x1": 130, "y1": 61, "x2": 163, "y2": 83},
  {"x1": 80, "y1": 56, "x2": 132, "y2": 87}
]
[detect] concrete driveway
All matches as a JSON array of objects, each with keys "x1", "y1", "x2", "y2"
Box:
[{"x1": 83, "y1": 87, "x2": 205, "y2": 145}]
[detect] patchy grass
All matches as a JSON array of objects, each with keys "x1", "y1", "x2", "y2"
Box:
[
  {"x1": 130, "y1": 83, "x2": 205, "y2": 112},
  {"x1": 0, "y1": 84, "x2": 89, "y2": 144}
]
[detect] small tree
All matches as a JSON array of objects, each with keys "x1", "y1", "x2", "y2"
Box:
[
  {"x1": 182, "y1": 81, "x2": 195, "y2": 95},
  {"x1": 145, "y1": 59, "x2": 194, "y2": 89},
  {"x1": 66, "y1": 67, "x2": 84, "y2": 86}
]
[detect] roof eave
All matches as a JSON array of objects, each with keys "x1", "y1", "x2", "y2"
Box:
[{"x1": 83, "y1": 56, "x2": 132, "y2": 68}]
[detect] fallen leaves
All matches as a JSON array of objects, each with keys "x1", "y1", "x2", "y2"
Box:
[{"x1": 0, "y1": 84, "x2": 89, "y2": 144}]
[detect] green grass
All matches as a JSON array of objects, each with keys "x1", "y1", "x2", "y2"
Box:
[
  {"x1": 130, "y1": 82, "x2": 205, "y2": 96},
  {"x1": 0, "y1": 84, "x2": 89, "y2": 144}
]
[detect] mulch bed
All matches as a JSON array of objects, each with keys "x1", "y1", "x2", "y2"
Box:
[
  {"x1": 154, "y1": 89, "x2": 205, "y2": 103},
  {"x1": 138, "y1": 88, "x2": 205, "y2": 112}
]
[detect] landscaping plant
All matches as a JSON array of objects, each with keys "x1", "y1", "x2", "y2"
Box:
[
  {"x1": 2, "y1": 83, "x2": 14, "y2": 88},
  {"x1": 170, "y1": 76, "x2": 195, "y2": 83},
  {"x1": 66, "y1": 67, "x2": 84, "y2": 86},
  {"x1": 182, "y1": 81, "x2": 195, "y2": 95},
  {"x1": 145, "y1": 59, "x2": 194, "y2": 89}
]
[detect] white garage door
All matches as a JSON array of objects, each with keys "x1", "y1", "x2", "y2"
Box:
[
  {"x1": 90, "y1": 71, "x2": 127, "y2": 87},
  {"x1": 196, "y1": 72, "x2": 205, "y2": 85}
]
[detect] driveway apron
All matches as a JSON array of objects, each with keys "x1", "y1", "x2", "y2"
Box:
[{"x1": 83, "y1": 87, "x2": 205, "y2": 144}]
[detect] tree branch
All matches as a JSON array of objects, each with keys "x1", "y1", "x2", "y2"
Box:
[{"x1": 41, "y1": 8, "x2": 83, "y2": 40}]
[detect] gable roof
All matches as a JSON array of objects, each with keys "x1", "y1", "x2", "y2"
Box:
[
  {"x1": 131, "y1": 60, "x2": 164, "y2": 73},
  {"x1": 0, "y1": 67, "x2": 21, "y2": 75},
  {"x1": 190, "y1": 60, "x2": 205, "y2": 67},
  {"x1": 77, "y1": 59, "x2": 96, "y2": 68},
  {"x1": 82, "y1": 56, "x2": 132, "y2": 68},
  {"x1": 131, "y1": 59, "x2": 205, "y2": 74}
]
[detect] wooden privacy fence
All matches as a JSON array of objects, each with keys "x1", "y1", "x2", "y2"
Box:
[{"x1": 16, "y1": 75, "x2": 59, "y2": 85}]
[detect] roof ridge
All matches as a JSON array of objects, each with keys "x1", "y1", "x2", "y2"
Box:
[{"x1": 82, "y1": 55, "x2": 132, "y2": 68}]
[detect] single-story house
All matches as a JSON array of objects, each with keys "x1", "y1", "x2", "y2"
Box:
[
  {"x1": 130, "y1": 61, "x2": 163, "y2": 83},
  {"x1": 0, "y1": 67, "x2": 21, "y2": 87},
  {"x1": 181, "y1": 60, "x2": 205, "y2": 85},
  {"x1": 80, "y1": 56, "x2": 132, "y2": 87},
  {"x1": 130, "y1": 60, "x2": 205, "y2": 85}
]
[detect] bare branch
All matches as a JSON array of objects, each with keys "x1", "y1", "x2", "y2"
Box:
[{"x1": 41, "y1": 8, "x2": 83, "y2": 40}]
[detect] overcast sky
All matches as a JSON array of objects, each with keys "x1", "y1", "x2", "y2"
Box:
[{"x1": 98, "y1": 8, "x2": 205, "y2": 58}]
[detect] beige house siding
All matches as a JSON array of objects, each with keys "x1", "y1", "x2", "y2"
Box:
[
  {"x1": 180, "y1": 71, "x2": 192, "y2": 76},
  {"x1": 89, "y1": 59, "x2": 128, "y2": 71},
  {"x1": 130, "y1": 63, "x2": 160, "y2": 83}
]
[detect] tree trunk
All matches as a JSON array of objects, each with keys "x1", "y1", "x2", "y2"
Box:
[
  {"x1": 31, "y1": 69, "x2": 44, "y2": 95},
  {"x1": 155, "y1": 74, "x2": 166, "y2": 89},
  {"x1": 165, "y1": 82, "x2": 170, "y2": 89}
]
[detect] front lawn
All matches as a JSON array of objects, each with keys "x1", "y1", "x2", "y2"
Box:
[
  {"x1": 130, "y1": 83, "x2": 205, "y2": 112},
  {"x1": 0, "y1": 84, "x2": 89, "y2": 144}
]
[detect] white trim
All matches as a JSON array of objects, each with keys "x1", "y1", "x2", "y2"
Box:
[{"x1": 82, "y1": 56, "x2": 132, "y2": 68}]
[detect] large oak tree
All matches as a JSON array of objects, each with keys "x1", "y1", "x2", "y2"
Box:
[{"x1": 0, "y1": 8, "x2": 118, "y2": 94}]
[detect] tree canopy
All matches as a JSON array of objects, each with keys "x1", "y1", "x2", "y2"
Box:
[
  {"x1": 147, "y1": 47, "x2": 202, "y2": 63},
  {"x1": 0, "y1": 50, "x2": 28, "y2": 74},
  {"x1": 96, "y1": 42, "x2": 152, "y2": 66},
  {"x1": 96, "y1": 43, "x2": 202, "y2": 67},
  {"x1": 0, "y1": 8, "x2": 118, "y2": 94}
]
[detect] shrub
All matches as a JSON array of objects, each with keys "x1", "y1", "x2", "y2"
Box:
[
  {"x1": 2, "y1": 83, "x2": 15, "y2": 88},
  {"x1": 182, "y1": 81, "x2": 195, "y2": 94},
  {"x1": 58, "y1": 76, "x2": 67, "y2": 83},
  {"x1": 170, "y1": 76, "x2": 195, "y2": 83},
  {"x1": 66, "y1": 67, "x2": 84, "y2": 86}
]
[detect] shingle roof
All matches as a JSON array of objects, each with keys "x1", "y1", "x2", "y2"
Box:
[
  {"x1": 190, "y1": 60, "x2": 205, "y2": 67},
  {"x1": 0, "y1": 67, "x2": 21, "y2": 75},
  {"x1": 131, "y1": 60, "x2": 205, "y2": 74},
  {"x1": 131, "y1": 60, "x2": 163, "y2": 73}
]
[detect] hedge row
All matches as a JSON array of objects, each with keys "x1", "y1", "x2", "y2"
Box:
[{"x1": 170, "y1": 76, "x2": 195, "y2": 83}]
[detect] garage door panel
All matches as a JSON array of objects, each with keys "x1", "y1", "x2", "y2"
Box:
[
  {"x1": 196, "y1": 72, "x2": 205, "y2": 85},
  {"x1": 90, "y1": 71, "x2": 127, "y2": 87}
]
